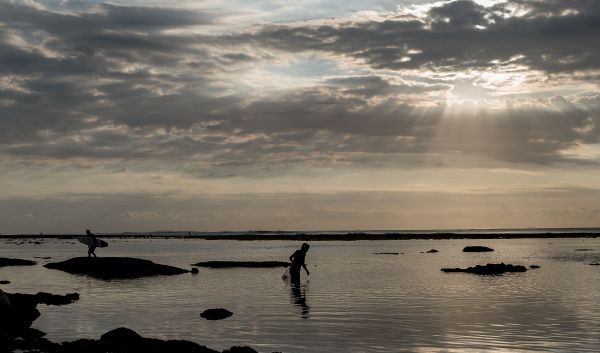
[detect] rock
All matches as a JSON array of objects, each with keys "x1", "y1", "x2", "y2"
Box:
[
  {"x1": 191, "y1": 268, "x2": 200, "y2": 274},
  {"x1": 0, "y1": 280, "x2": 10, "y2": 284},
  {"x1": 2, "y1": 291, "x2": 79, "y2": 342},
  {"x1": 529, "y1": 265, "x2": 541, "y2": 269},
  {"x1": 441, "y1": 263, "x2": 527, "y2": 275},
  {"x1": 45, "y1": 257, "x2": 189, "y2": 280},
  {"x1": 34, "y1": 292, "x2": 79, "y2": 305},
  {"x1": 463, "y1": 246, "x2": 494, "y2": 252},
  {"x1": 426, "y1": 249, "x2": 439, "y2": 253},
  {"x1": 574, "y1": 248, "x2": 594, "y2": 251},
  {"x1": 89, "y1": 327, "x2": 219, "y2": 353},
  {"x1": 193, "y1": 261, "x2": 290, "y2": 268},
  {"x1": 590, "y1": 263, "x2": 600, "y2": 266},
  {"x1": 21, "y1": 328, "x2": 47, "y2": 340},
  {"x1": 0, "y1": 257, "x2": 36, "y2": 267},
  {"x1": 373, "y1": 252, "x2": 399, "y2": 255},
  {"x1": 201, "y1": 308, "x2": 233, "y2": 320},
  {"x1": 222, "y1": 347, "x2": 259, "y2": 353}
]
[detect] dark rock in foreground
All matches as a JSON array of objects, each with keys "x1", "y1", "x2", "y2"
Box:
[
  {"x1": 201, "y1": 308, "x2": 233, "y2": 320},
  {"x1": 441, "y1": 263, "x2": 527, "y2": 275},
  {"x1": 0, "y1": 257, "x2": 36, "y2": 267},
  {"x1": 2, "y1": 291, "x2": 79, "y2": 342},
  {"x1": 463, "y1": 246, "x2": 494, "y2": 252},
  {"x1": 193, "y1": 261, "x2": 290, "y2": 268},
  {"x1": 10, "y1": 326, "x2": 266, "y2": 353},
  {"x1": 44, "y1": 257, "x2": 189, "y2": 279}
]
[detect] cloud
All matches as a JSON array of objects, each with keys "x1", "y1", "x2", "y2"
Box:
[
  {"x1": 0, "y1": 0, "x2": 599, "y2": 177},
  {"x1": 243, "y1": 0, "x2": 600, "y2": 72}
]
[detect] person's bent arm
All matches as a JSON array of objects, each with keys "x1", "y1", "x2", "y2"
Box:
[{"x1": 302, "y1": 264, "x2": 309, "y2": 276}]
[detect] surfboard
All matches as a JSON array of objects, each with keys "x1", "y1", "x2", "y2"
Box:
[{"x1": 76, "y1": 236, "x2": 108, "y2": 248}]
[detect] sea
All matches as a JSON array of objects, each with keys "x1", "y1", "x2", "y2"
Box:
[{"x1": 1, "y1": 235, "x2": 599, "y2": 352}]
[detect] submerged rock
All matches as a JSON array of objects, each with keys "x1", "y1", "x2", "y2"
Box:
[
  {"x1": 193, "y1": 261, "x2": 290, "y2": 268},
  {"x1": 373, "y1": 252, "x2": 400, "y2": 255},
  {"x1": 222, "y1": 347, "x2": 259, "y2": 353},
  {"x1": 462, "y1": 246, "x2": 494, "y2": 252},
  {"x1": 529, "y1": 265, "x2": 541, "y2": 269},
  {"x1": 574, "y1": 248, "x2": 594, "y2": 252},
  {"x1": 191, "y1": 268, "x2": 200, "y2": 274},
  {"x1": 441, "y1": 263, "x2": 527, "y2": 275},
  {"x1": 590, "y1": 263, "x2": 600, "y2": 266},
  {"x1": 0, "y1": 257, "x2": 36, "y2": 267},
  {"x1": 200, "y1": 308, "x2": 233, "y2": 320},
  {"x1": 425, "y1": 249, "x2": 439, "y2": 253},
  {"x1": 0, "y1": 280, "x2": 10, "y2": 284},
  {"x1": 44, "y1": 257, "x2": 189, "y2": 280}
]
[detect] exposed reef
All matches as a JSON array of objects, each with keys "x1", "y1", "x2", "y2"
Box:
[
  {"x1": 200, "y1": 308, "x2": 233, "y2": 320},
  {"x1": 44, "y1": 257, "x2": 189, "y2": 280},
  {"x1": 462, "y1": 246, "x2": 494, "y2": 252},
  {"x1": 441, "y1": 263, "x2": 527, "y2": 275},
  {"x1": 192, "y1": 261, "x2": 290, "y2": 268},
  {"x1": 0, "y1": 258, "x2": 36, "y2": 267}
]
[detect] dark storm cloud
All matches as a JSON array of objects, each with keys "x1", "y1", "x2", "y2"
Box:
[
  {"x1": 1, "y1": 0, "x2": 600, "y2": 172},
  {"x1": 244, "y1": 0, "x2": 600, "y2": 72}
]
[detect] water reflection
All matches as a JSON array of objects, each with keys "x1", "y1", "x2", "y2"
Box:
[{"x1": 290, "y1": 283, "x2": 310, "y2": 319}]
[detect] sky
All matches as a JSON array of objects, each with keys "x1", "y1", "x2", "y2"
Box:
[{"x1": 1, "y1": 0, "x2": 600, "y2": 233}]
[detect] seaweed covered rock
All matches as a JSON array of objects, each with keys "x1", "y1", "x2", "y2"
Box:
[
  {"x1": 200, "y1": 308, "x2": 233, "y2": 320},
  {"x1": 44, "y1": 257, "x2": 189, "y2": 280},
  {"x1": 0, "y1": 257, "x2": 36, "y2": 267},
  {"x1": 193, "y1": 261, "x2": 290, "y2": 268},
  {"x1": 441, "y1": 263, "x2": 527, "y2": 275},
  {"x1": 462, "y1": 246, "x2": 494, "y2": 252}
]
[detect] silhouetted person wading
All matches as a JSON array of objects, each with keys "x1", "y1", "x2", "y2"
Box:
[
  {"x1": 86, "y1": 229, "x2": 97, "y2": 258},
  {"x1": 289, "y1": 243, "x2": 310, "y2": 284}
]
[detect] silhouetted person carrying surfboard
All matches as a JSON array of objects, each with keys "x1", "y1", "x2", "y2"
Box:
[
  {"x1": 86, "y1": 229, "x2": 97, "y2": 258},
  {"x1": 289, "y1": 243, "x2": 310, "y2": 284}
]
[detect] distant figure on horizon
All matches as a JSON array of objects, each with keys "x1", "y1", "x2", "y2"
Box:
[
  {"x1": 289, "y1": 243, "x2": 310, "y2": 284},
  {"x1": 86, "y1": 229, "x2": 97, "y2": 258}
]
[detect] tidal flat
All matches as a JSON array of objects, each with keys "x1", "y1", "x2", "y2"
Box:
[{"x1": 1, "y1": 237, "x2": 599, "y2": 352}]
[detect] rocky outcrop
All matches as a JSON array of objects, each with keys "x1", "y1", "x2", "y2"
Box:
[
  {"x1": 44, "y1": 257, "x2": 189, "y2": 279},
  {"x1": 9, "y1": 326, "x2": 267, "y2": 353},
  {"x1": 462, "y1": 246, "x2": 494, "y2": 252},
  {"x1": 441, "y1": 263, "x2": 527, "y2": 275},
  {"x1": 1, "y1": 291, "x2": 79, "y2": 343},
  {"x1": 0, "y1": 257, "x2": 36, "y2": 267},
  {"x1": 200, "y1": 308, "x2": 233, "y2": 320},
  {"x1": 192, "y1": 261, "x2": 290, "y2": 268}
]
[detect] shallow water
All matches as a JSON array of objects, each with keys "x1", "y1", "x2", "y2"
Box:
[{"x1": 1, "y1": 238, "x2": 599, "y2": 352}]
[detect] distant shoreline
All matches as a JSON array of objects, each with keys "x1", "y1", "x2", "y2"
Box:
[{"x1": 1, "y1": 232, "x2": 598, "y2": 241}]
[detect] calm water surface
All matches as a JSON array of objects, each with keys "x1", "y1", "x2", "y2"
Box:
[{"x1": 1, "y1": 238, "x2": 599, "y2": 352}]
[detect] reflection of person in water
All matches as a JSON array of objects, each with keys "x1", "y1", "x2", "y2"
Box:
[
  {"x1": 289, "y1": 243, "x2": 310, "y2": 284},
  {"x1": 86, "y1": 229, "x2": 97, "y2": 258},
  {"x1": 290, "y1": 283, "x2": 310, "y2": 319}
]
